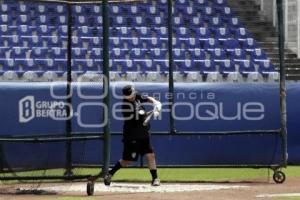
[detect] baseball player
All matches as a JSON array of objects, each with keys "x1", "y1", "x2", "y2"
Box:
[{"x1": 104, "y1": 85, "x2": 162, "y2": 186}]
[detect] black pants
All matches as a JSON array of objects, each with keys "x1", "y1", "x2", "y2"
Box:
[{"x1": 122, "y1": 138, "x2": 154, "y2": 161}]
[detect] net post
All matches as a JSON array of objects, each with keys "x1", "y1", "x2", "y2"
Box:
[
  {"x1": 102, "y1": 0, "x2": 111, "y2": 176},
  {"x1": 276, "y1": 0, "x2": 288, "y2": 167},
  {"x1": 64, "y1": 1, "x2": 73, "y2": 176},
  {"x1": 168, "y1": 0, "x2": 176, "y2": 134}
]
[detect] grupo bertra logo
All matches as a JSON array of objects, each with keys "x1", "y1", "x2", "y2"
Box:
[{"x1": 19, "y1": 96, "x2": 69, "y2": 123}]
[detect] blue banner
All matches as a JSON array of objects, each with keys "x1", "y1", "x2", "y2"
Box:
[{"x1": 0, "y1": 82, "x2": 299, "y2": 168}]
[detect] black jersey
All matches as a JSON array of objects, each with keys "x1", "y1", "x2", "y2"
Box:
[{"x1": 122, "y1": 94, "x2": 150, "y2": 140}]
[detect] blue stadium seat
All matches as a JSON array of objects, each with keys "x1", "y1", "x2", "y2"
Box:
[
  {"x1": 219, "y1": 59, "x2": 236, "y2": 75},
  {"x1": 0, "y1": 14, "x2": 12, "y2": 24},
  {"x1": 234, "y1": 28, "x2": 251, "y2": 39},
  {"x1": 77, "y1": 26, "x2": 91, "y2": 37},
  {"x1": 35, "y1": 58, "x2": 55, "y2": 69},
  {"x1": 153, "y1": 16, "x2": 164, "y2": 26},
  {"x1": 230, "y1": 48, "x2": 247, "y2": 61},
  {"x1": 174, "y1": 60, "x2": 194, "y2": 72},
  {"x1": 198, "y1": 60, "x2": 216, "y2": 74},
  {"x1": 111, "y1": 48, "x2": 125, "y2": 60},
  {"x1": 35, "y1": 4, "x2": 46, "y2": 14},
  {"x1": 174, "y1": 27, "x2": 190, "y2": 38},
  {"x1": 203, "y1": 38, "x2": 219, "y2": 49},
  {"x1": 215, "y1": 27, "x2": 231, "y2": 40},
  {"x1": 58, "y1": 25, "x2": 68, "y2": 36},
  {"x1": 119, "y1": 27, "x2": 132, "y2": 37},
  {"x1": 213, "y1": 0, "x2": 228, "y2": 6},
  {"x1": 17, "y1": 15, "x2": 30, "y2": 25},
  {"x1": 242, "y1": 38, "x2": 258, "y2": 49},
  {"x1": 0, "y1": 48, "x2": 9, "y2": 58},
  {"x1": 130, "y1": 48, "x2": 146, "y2": 59},
  {"x1": 0, "y1": 25, "x2": 9, "y2": 35},
  {"x1": 0, "y1": 3, "x2": 9, "y2": 13},
  {"x1": 217, "y1": 6, "x2": 234, "y2": 18},
  {"x1": 223, "y1": 39, "x2": 240, "y2": 51},
  {"x1": 173, "y1": 16, "x2": 184, "y2": 26},
  {"x1": 22, "y1": 36, "x2": 42, "y2": 47},
  {"x1": 257, "y1": 60, "x2": 275, "y2": 76},
  {"x1": 126, "y1": 38, "x2": 142, "y2": 48},
  {"x1": 74, "y1": 15, "x2": 87, "y2": 26},
  {"x1": 111, "y1": 16, "x2": 125, "y2": 26},
  {"x1": 210, "y1": 48, "x2": 227, "y2": 61},
  {"x1": 237, "y1": 60, "x2": 256, "y2": 75},
  {"x1": 136, "y1": 27, "x2": 150, "y2": 37},
  {"x1": 30, "y1": 47, "x2": 48, "y2": 59},
  {"x1": 152, "y1": 48, "x2": 167, "y2": 60},
  {"x1": 37, "y1": 25, "x2": 54, "y2": 36},
  {"x1": 190, "y1": 48, "x2": 206, "y2": 60},
  {"x1": 194, "y1": 0, "x2": 209, "y2": 6},
  {"x1": 88, "y1": 37, "x2": 102, "y2": 48},
  {"x1": 90, "y1": 48, "x2": 102, "y2": 59},
  {"x1": 184, "y1": 38, "x2": 201, "y2": 49},
  {"x1": 156, "y1": 27, "x2": 168, "y2": 38},
  {"x1": 73, "y1": 48, "x2": 88, "y2": 59},
  {"x1": 146, "y1": 5, "x2": 158, "y2": 15},
  {"x1": 18, "y1": 25, "x2": 32, "y2": 36},
  {"x1": 7, "y1": 35, "x2": 21, "y2": 46},
  {"x1": 145, "y1": 38, "x2": 160, "y2": 48},
  {"x1": 209, "y1": 17, "x2": 224, "y2": 28},
  {"x1": 195, "y1": 28, "x2": 211, "y2": 39},
  {"x1": 109, "y1": 5, "x2": 121, "y2": 14},
  {"x1": 11, "y1": 47, "x2": 27, "y2": 59},
  {"x1": 132, "y1": 16, "x2": 145, "y2": 26},
  {"x1": 173, "y1": 48, "x2": 184, "y2": 60},
  {"x1": 71, "y1": 36, "x2": 83, "y2": 47},
  {"x1": 228, "y1": 17, "x2": 242, "y2": 28},
  {"x1": 250, "y1": 48, "x2": 268, "y2": 61},
  {"x1": 189, "y1": 16, "x2": 203, "y2": 27},
  {"x1": 51, "y1": 47, "x2": 67, "y2": 59}
]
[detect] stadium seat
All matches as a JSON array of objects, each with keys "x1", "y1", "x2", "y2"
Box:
[
  {"x1": 51, "y1": 48, "x2": 67, "y2": 59},
  {"x1": 22, "y1": 36, "x2": 42, "y2": 47},
  {"x1": 219, "y1": 59, "x2": 236, "y2": 75},
  {"x1": 73, "y1": 48, "x2": 88, "y2": 59},
  {"x1": 11, "y1": 47, "x2": 27, "y2": 59},
  {"x1": 0, "y1": 15, "x2": 12, "y2": 24},
  {"x1": 203, "y1": 38, "x2": 219, "y2": 50},
  {"x1": 257, "y1": 60, "x2": 275, "y2": 76},
  {"x1": 0, "y1": 25, "x2": 9, "y2": 35},
  {"x1": 228, "y1": 17, "x2": 242, "y2": 28},
  {"x1": 210, "y1": 48, "x2": 227, "y2": 61},
  {"x1": 230, "y1": 48, "x2": 247, "y2": 61},
  {"x1": 250, "y1": 48, "x2": 268, "y2": 61},
  {"x1": 223, "y1": 39, "x2": 241, "y2": 51},
  {"x1": 195, "y1": 28, "x2": 211, "y2": 39},
  {"x1": 234, "y1": 28, "x2": 251, "y2": 40},
  {"x1": 190, "y1": 48, "x2": 206, "y2": 60},
  {"x1": 215, "y1": 28, "x2": 231, "y2": 40},
  {"x1": 237, "y1": 60, "x2": 256, "y2": 76},
  {"x1": 241, "y1": 38, "x2": 258, "y2": 49},
  {"x1": 209, "y1": 17, "x2": 224, "y2": 28},
  {"x1": 198, "y1": 60, "x2": 217, "y2": 75},
  {"x1": 30, "y1": 47, "x2": 48, "y2": 59}
]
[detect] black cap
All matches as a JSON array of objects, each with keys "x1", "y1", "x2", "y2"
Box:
[{"x1": 122, "y1": 85, "x2": 136, "y2": 97}]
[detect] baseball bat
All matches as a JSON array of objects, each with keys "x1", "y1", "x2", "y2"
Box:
[{"x1": 143, "y1": 111, "x2": 154, "y2": 126}]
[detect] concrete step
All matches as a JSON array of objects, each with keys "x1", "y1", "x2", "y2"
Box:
[
  {"x1": 267, "y1": 53, "x2": 298, "y2": 59},
  {"x1": 286, "y1": 74, "x2": 300, "y2": 81}
]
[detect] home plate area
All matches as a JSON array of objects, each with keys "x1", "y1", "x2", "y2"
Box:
[{"x1": 39, "y1": 183, "x2": 248, "y2": 193}]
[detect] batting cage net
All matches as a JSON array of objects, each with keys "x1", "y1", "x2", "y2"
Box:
[{"x1": 0, "y1": 0, "x2": 287, "y2": 196}]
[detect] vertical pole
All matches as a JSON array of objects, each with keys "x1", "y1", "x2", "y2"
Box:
[
  {"x1": 64, "y1": 2, "x2": 73, "y2": 176},
  {"x1": 298, "y1": 1, "x2": 300, "y2": 58},
  {"x1": 168, "y1": 0, "x2": 176, "y2": 134},
  {"x1": 102, "y1": 0, "x2": 111, "y2": 175},
  {"x1": 276, "y1": 0, "x2": 288, "y2": 167}
]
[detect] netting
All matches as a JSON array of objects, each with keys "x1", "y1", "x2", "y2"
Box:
[{"x1": 0, "y1": 0, "x2": 287, "y2": 195}]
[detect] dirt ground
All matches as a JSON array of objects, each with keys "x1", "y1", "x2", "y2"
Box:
[{"x1": 0, "y1": 177, "x2": 299, "y2": 200}]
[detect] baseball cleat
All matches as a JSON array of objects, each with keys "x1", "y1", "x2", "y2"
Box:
[
  {"x1": 103, "y1": 173, "x2": 112, "y2": 186},
  {"x1": 151, "y1": 178, "x2": 160, "y2": 186}
]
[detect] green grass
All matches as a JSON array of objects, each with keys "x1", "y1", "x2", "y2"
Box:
[
  {"x1": 111, "y1": 166, "x2": 300, "y2": 182},
  {"x1": 277, "y1": 197, "x2": 300, "y2": 200},
  {"x1": 1, "y1": 166, "x2": 299, "y2": 183}
]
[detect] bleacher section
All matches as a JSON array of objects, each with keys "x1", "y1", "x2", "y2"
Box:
[{"x1": 0, "y1": 0, "x2": 279, "y2": 82}]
